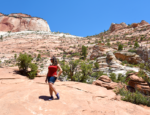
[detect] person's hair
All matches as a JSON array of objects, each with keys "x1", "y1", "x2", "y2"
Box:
[{"x1": 51, "y1": 56, "x2": 58, "y2": 65}]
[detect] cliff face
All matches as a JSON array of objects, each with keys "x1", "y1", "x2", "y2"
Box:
[{"x1": 0, "y1": 13, "x2": 50, "y2": 32}]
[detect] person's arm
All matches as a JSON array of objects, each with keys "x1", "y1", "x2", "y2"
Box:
[
  {"x1": 45, "y1": 68, "x2": 49, "y2": 83},
  {"x1": 55, "y1": 64, "x2": 63, "y2": 77}
]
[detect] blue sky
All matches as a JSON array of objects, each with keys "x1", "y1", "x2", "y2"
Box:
[{"x1": 0, "y1": 0, "x2": 150, "y2": 37}]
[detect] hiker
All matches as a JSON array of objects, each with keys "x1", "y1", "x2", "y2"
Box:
[{"x1": 45, "y1": 56, "x2": 62, "y2": 100}]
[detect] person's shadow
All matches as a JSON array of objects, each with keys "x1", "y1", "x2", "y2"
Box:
[
  {"x1": 39, "y1": 95, "x2": 50, "y2": 101},
  {"x1": 39, "y1": 95, "x2": 58, "y2": 101}
]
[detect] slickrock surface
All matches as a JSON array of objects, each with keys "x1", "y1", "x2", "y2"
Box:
[
  {"x1": 0, "y1": 67, "x2": 150, "y2": 115},
  {"x1": 0, "y1": 13, "x2": 50, "y2": 32}
]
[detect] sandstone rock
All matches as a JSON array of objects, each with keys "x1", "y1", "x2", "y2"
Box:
[
  {"x1": 131, "y1": 23, "x2": 139, "y2": 28},
  {"x1": 106, "y1": 51, "x2": 121, "y2": 65},
  {"x1": 131, "y1": 20, "x2": 149, "y2": 28},
  {"x1": 0, "y1": 13, "x2": 50, "y2": 32},
  {"x1": 109, "y1": 22, "x2": 127, "y2": 32},
  {"x1": 93, "y1": 75, "x2": 119, "y2": 89},
  {"x1": 90, "y1": 45, "x2": 107, "y2": 60},
  {"x1": 1, "y1": 67, "x2": 150, "y2": 115},
  {"x1": 98, "y1": 75, "x2": 111, "y2": 83},
  {"x1": 0, "y1": 13, "x2": 4, "y2": 16},
  {"x1": 136, "y1": 47, "x2": 149, "y2": 62},
  {"x1": 114, "y1": 51, "x2": 143, "y2": 64},
  {"x1": 140, "y1": 20, "x2": 149, "y2": 26},
  {"x1": 126, "y1": 73, "x2": 150, "y2": 94}
]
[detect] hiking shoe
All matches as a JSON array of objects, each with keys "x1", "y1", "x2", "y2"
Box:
[
  {"x1": 49, "y1": 96, "x2": 54, "y2": 100},
  {"x1": 56, "y1": 93, "x2": 60, "y2": 99}
]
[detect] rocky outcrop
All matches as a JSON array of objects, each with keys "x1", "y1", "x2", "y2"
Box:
[
  {"x1": 140, "y1": 20, "x2": 149, "y2": 26},
  {"x1": 93, "y1": 75, "x2": 119, "y2": 89},
  {"x1": 0, "y1": 13, "x2": 50, "y2": 32},
  {"x1": 109, "y1": 22, "x2": 127, "y2": 32},
  {"x1": 131, "y1": 20, "x2": 149, "y2": 28},
  {"x1": 131, "y1": 23, "x2": 139, "y2": 28},
  {"x1": 114, "y1": 51, "x2": 143, "y2": 64},
  {"x1": 126, "y1": 72, "x2": 150, "y2": 94},
  {"x1": 136, "y1": 47, "x2": 149, "y2": 62},
  {"x1": 90, "y1": 45, "x2": 107, "y2": 60},
  {"x1": 106, "y1": 51, "x2": 121, "y2": 67}
]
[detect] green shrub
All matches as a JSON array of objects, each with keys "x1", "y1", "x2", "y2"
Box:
[
  {"x1": 134, "y1": 41, "x2": 139, "y2": 48},
  {"x1": 138, "y1": 70, "x2": 150, "y2": 83},
  {"x1": 109, "y1": 73, "x2": 117, "y2": 82},
  {"x1": 128, "y1": 49, "x2": 136, "y2": 53},
  {"x1": 81, "y1": 45, "x2": 87, "y2": 60},
  {"x1": 118, "y1": 44, "x2": 123, "y2": 50},
  {"x1": 117, "y1": 73, "x2": 125, "y2": 83},
  {"x1": 17, "y1": 53, "x2": 32, "y2": 74},
  {"x1": 116, "y1": 88, "x2": 150, "y2": 106},
  {"x1": 17, "y1": 53, "x2": 38, "y2": 79},
  {"x1": 94, "y1": 62, "x2": 99, "y2": 69},
  {"x1": 28, "y1": 63, "x2": 38, "y2": 79},
  {"x1": 14, "y1": 54, "x2": 17, "y2": 60}
]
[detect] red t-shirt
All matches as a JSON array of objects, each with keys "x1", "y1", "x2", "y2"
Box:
[{"x1": 48, "y1": 65, "x2": 58, "y2": 77}]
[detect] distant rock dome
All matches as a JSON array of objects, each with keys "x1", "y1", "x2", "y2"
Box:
[{"x1": 0, "y1": 13, "x2": 50, "y2": 32}]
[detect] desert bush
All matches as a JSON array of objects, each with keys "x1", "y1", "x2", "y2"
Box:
[
  {"x1": 17, "y1": 53, "x2": 38, "y2": 79},
  {"x1": 128, "y1": 48, "x2": 136, "y2": 53},
  {"x1": 81, "y1": 45, "x2": 87, "y2": 60},
  {"x1": 28, "y1": 63, "x2": 38, "y2": 79},
  {"x1": 117, "y1": 73, "x2": 125, "y2": 83},
  {"x1": 116, "y1": 88, "x2": 150, "y2": 106},
  {"x1": 94, "y1": 62, "x2": 99, "y2": 69},
  {"x1": 134, "y1": 41, "x2": 139, "y2": 48},
  {"x1": 109, "y1": 73, "x2": 117, "y2": 82},
  {"x1": 36, "y1": 54, "x2": 41, "y2": 61},
  {"x1": 118, "y1": 44, "x2": 123, "y2": 50},
  {"x1": 14, "y1": 54, "x2": 17, "y2": 60}
]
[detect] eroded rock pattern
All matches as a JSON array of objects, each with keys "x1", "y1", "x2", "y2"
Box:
[{"x1": 0, "y1": 13, "x2": 50, "y2": 32}]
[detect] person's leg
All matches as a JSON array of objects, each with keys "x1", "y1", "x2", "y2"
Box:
[
  {"x1": 49, "y1": 84, "x2": 53, "y2": 96},
  {"x1": 49, "y1": 82, "x2": 57, "y2": 95}
]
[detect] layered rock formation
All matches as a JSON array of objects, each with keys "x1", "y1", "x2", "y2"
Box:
[
  {"x1": 114, "y1": 51, "x2": 143, "y2": 64},
  {"x1": 93, "y1": 75, "x2": 119, "y2": 89},
  {"x1": 136, "y1": 47, "x2": 149, "y2": 62},
  {"x1": 109, "y1": 20, "x2": 149, "y2": 32},
  {"x1": 126, "y1": 72, "x2": 150, "y2": 94},
  {"x1": 131, "y1": 20, "x2": 149, "y2": 28},
  {"x1": 106, "y1": 51, "x2": 121, "y2": 66},
  {"x1": 90, "y1": 45, "x2": 108, "y2": 60},
  {"x1": 0, "y1": 13, "x2": 50, "y2": 32},
  {"x1": 109, "y1": 22, "x2": 127, "y2": 32}
]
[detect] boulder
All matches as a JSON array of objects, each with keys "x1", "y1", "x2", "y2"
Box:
[
  {"x1": 0, "y1": 13, "x2": 50, "y2": 32},
  {"x1": 93, "y1": 75, "x2": 119, "y2": 89},
  {"x1": 114, "y1": 51, "x2": 143, "y2": 64},
  {"x1": 109, "y1": 22, "x2": 127, "y2": 32},
  {"x1": 126, "y1": 73, "x2": 150, "y2": 94}
]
